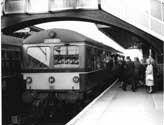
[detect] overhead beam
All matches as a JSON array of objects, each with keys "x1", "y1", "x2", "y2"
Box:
[{"x1": 1, "y1": 9, "x2": 163, "y2": 53}]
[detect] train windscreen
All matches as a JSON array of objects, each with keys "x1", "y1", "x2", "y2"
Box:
[
  {"x1": 53, "y1": 45, "x2": 79, "y2": 68},
  {"x1": 26, "y1": 46, "x2": 51, "y2": 68}
]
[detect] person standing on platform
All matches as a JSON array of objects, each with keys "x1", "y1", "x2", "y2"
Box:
[
  {"x1": 145, "y1": 56, "x2": 154, "y2": 93},
  {"x1": 122, "y1": 56, "x2": 135, "y2": 91},
  {"x1": 133, "y1": 57, "x2": 141, "y2": 89},
  {"x1": 139, "y1": 59, "x2": 146, "y2": 86},
  {"x1": 118, "y1": 57, "x2": 126, "y2": 87}
]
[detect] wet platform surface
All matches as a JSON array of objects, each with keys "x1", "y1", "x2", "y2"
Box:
[{"x1": 67, "y1": 82, "x2": 163, "y2": 125}]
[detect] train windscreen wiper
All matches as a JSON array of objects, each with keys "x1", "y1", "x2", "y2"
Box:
[{"x1": 39, "y1": 47, "x2": 47, "y2": 61}]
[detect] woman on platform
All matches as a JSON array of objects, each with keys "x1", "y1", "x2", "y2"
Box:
[{"x1": 145, "y1": 57, "x2": 154, "y2": 93}]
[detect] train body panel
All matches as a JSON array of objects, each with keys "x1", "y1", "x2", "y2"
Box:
[{"x1": 23, "y1": 73, "x2": 80, "y2": 90}]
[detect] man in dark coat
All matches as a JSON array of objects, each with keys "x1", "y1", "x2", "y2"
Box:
[
  {"x1": 118, "y1": 57, "x2": 126, "y2": 86},
  {"x1": 133, "y1": 57, "x2": 142, "y2": 89},
  {"x1": 122, "y1": 56, "x2": 135, "y2": 91}
]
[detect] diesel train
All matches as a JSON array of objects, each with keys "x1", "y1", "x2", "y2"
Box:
[
  {"x1": 22, "y1": 28, "x2": 120, "y2": 106},
  {"x1": 2, "y1": 35, "x2": 23, "y2": 124}
]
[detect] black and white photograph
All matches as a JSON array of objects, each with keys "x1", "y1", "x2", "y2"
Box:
[{"x1": 1, "y1": 0, "x2": 164, "y2": 125}]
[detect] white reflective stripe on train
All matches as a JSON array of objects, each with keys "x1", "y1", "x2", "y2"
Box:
[
  {"x1": 66, "y1": 79, "x2": 119, "y2": 125},
  {"x1": 23, "y1": 73, "x2": 80, "y2": 90}
]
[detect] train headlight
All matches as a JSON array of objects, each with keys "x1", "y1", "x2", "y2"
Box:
[
  {"x1": 73, "y1": 76, "x2": 79, "y2": 83},
  {"x1": 49, "y1": 76, "x2": 55, "y2": 84},
  {"x1": 26, "y1": 77, "x2": 32, "y2": 84}
]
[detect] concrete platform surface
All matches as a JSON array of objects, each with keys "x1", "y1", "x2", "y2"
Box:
[{"x1": 67, "y1": 83, "x2": 163, "y2": 125}]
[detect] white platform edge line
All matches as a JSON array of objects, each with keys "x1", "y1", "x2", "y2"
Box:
[{"x1": 66, "y1": 79, "x2": 119, "y2": 125}]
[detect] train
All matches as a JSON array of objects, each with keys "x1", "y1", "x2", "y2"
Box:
[
  {"x1": 2, "y1": 34, "x2": 24, "y2": 124},
  {"x1": 21, "y1": 28, "x2": 120, "y2": 107},
  {"x1": 2, "y1": 35, "x2": 23, "y2": 80}
]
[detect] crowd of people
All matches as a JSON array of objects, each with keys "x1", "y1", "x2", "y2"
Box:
[{"x1": 115, "y1": 56, "x2": 156, "y2": 94}]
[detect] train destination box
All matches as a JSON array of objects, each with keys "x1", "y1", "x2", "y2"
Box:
[{"x1": 44, "y1": 38, "x2": 61, "y2": 44}]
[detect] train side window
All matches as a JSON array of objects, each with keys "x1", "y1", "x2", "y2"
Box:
[
  {"x1": 86, "y1": 47, "x2": 95, "y2": 71},
  {"x1": 2, "y1": 51, "x2": 10, "y2": 75},
  {"x1": 97, "y1": 49, "x2": 102, "y2": 70},
  {"x1": 101, "y1": 51, "x2": 108, "y2": 69},
  {"x1": 2, "y1": 61, "x2": 5, "y2": 74},
  {"x1": 6, "y1": 62, "x2": 10, "y2": 74},
  {"x1": 5, "y1": 51, "x2": 10, "y2": 60},
  {"x1": 2, "y1": 45, "x2": 22, "y2": 77},
  {"x1": 157, "y1": 55, "x2": 163, "y2": 64},
  {"x1": 94, "y1": 49, "x2": 107, "y2": 70},
  {"x1": 2, "y1": 51, "x2": 5, "y2": 60}
]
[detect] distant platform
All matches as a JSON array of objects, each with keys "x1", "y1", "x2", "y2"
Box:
[{"x1": 67, "y1": 82, "x2": 163, "y2": 125}]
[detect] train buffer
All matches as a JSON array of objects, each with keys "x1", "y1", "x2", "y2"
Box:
[{"x1": 67, "y1": 80, "x2": 163, "y2": 125}]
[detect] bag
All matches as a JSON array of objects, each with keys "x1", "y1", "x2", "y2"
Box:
[{"x1": 147, "y1": 74, "x2": 154, "y2": 81}]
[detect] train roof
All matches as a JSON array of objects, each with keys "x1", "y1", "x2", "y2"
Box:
[
  {"x1": 2, "y1": 34, "x2": 23, "y2": 46},
  {"x1": 23, "y1": 28, "x2": 121, "y2": 53}
]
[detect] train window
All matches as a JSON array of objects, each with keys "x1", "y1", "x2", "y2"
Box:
[
  {"x1": 86, "y1": 47, "x2": 96, "y2": 71},
  {"x1": 5, "y1": 62, "x2": 10, "y2": 74},
  {"x1": 157, "y1": 55, "x2": 163, "y2": 64},
  {"x1": 2, "y1": 51, "x2": 5, "y2": 60},
  {"x1": 5, "y1": 51, "x2": 10, "y2": 60},
  {"x1": 2, "y1": 45, "x2": 22, "y2": 78},
  {"x1": 26, "y1": 47, "x2": 51, "y2": 68},
  {"x1": 16, "y1": 52, "x2": 21, "y2": 60},
  {"x1": 53, "y1": 45, "x2": 79, "y2": 68}
]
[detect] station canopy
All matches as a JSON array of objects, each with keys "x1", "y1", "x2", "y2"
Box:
[
  {"x1": 3, "y1": 0, "x2": 99, "y2": 14},
  {"x1": 2, "y1": 0, "x2": 164, "y2": 41}
]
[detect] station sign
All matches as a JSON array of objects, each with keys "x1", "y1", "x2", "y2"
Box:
[{"x1": 44, "y1": 38, "x2": 61, "y2": 44}]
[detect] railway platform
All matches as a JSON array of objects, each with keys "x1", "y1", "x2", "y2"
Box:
[{"x1": 67, "y1": 81, "x2": 163, "y2": 125}]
